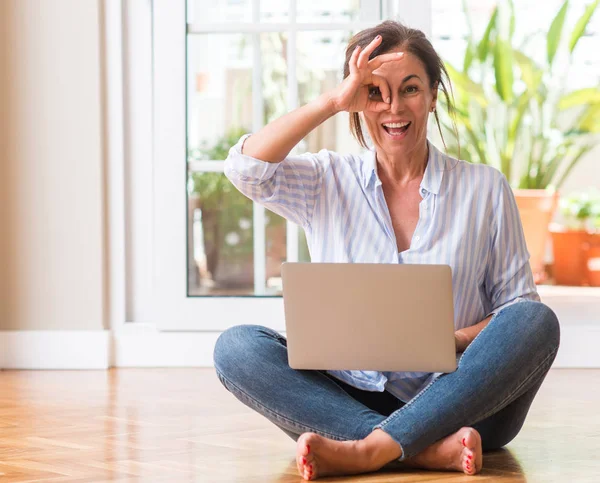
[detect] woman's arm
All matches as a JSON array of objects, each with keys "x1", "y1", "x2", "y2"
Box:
[
  {"x1": 241, "y1": 36, "x2": 400, "y2": 163},
  {"x1": 241, "y1": 93, "x2": 338, "y2": 163},
  {"x1": 454, "y1": 315, "x2": 493, "y2": 352}
]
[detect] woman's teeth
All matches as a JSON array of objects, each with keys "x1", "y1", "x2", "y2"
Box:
[{"x1": 383, "y1": 122, "x2": 411, "y2": 135}]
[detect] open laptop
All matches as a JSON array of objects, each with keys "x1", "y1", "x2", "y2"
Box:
[{"x1": 281, "y1": 262, "x2": 457, "y2": 373}]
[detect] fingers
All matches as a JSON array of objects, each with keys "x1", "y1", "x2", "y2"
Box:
[
  {"x1": 357, "y1": 35, "x2": 382, "y2": 69},
  {"x1": 370, "y1": 74, "x2": 391, "y2": 105},
  {"x1": 368, "y1": 51, "x2": 404, "y2": 71},
  {"x1": 365, "y1": 99, "x2": 391, "y2": 113},
  {"x1": 349, "y1": 44, "x2": 361, "y2": 75}
]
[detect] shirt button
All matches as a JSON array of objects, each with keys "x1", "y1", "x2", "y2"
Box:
[{"x1": 415, "y1": 236, "x2": 421, "y2": 241}]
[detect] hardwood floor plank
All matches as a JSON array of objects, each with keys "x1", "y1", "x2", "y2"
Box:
[{"x1": 0, "y1": 368, "x2": 597, "y2": 482}]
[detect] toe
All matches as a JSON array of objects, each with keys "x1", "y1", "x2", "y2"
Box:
[{"x1": 459, "y1": 428, "x2": 482, "y2": 474}]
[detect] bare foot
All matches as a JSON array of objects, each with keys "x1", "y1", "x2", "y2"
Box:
[
  {"x1": 295, "y1": 432, "x2": 375, "y2": 480},
  {"x1": 405, "y1": 427, "x2": 483, "y2": 475}
]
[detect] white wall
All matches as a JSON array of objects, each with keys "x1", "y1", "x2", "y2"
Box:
[{"x1": 0, "y1": 0, "x2": 105, "y2": 330}]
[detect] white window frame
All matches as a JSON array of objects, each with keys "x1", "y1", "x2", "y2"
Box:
[{"x1": 150, "y1": 0, "x2": 433, "y2": 331}]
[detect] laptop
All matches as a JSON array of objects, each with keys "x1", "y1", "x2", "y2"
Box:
[{"x1": 280, "y1": 262, "x2": 457, "y2": 373}]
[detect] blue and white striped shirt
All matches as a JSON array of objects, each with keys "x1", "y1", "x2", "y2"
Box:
[{"x1": 224, "y1": 133, "x2": 540, "y2": 403}]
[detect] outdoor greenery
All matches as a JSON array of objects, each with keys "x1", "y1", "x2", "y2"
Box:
[
  {"x1": 558, "y1": 189, "x2": 600, "y2": 230},
  {"x1": 187, "y1": 127, "x2": 255, "y2": 280},
  {"x1": 186, "y1": 32, "x2": 339, "y2": 284},
  {"x1": 440, "y1": 0, "x2": 600, "y2": 190}
]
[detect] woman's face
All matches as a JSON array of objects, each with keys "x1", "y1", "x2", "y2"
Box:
[{"x1": 361, "y1": 49, "x2": 437, "y2": 157}]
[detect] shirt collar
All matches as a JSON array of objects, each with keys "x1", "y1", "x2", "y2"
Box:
[{"x1": 361, "y1": 140, "x2": 446, "y2": 195}]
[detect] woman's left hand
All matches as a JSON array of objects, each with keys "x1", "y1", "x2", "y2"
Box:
[{"x1": 454, "y1": 330, "x2": 471, "y2": 353}]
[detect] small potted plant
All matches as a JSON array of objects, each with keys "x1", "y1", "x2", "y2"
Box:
[
  {"x1": 584, "y1": 200, "x2": 600, "y2": 286},
  {"x1": 550, "y1": 189, "x2": 600, "y2": 285}
]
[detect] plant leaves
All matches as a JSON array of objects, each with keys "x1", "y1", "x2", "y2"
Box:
[
  {"x1": 444, "y1": 62, "x2": 489, "y2": 107},
  {"x1": 477, "y1": 7, "x2": 497, "y2": 61},
  {"x1": 513, "y1": 49, "x2": 543, "y2": 92},
  {"x1": 463, "y1": 39, "x2": 476, "y2": 72},
  {"x1": 547, "y1": 0, "x2": 569, "y2": 66},
  {"x1": 494, "y1": 38, "x2": 514, "y2": 102},
  {"x1": 569, "y1": 0, "x2": 600, "y2": 53},
  {"x1": 558, "y1": 88, "x2": 600, "y2": 109}
]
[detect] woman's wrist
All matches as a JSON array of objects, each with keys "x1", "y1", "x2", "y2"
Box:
[
  {"x1": 454, "y1": 330, "x2": 471, "y2": 352},
  {"x1": 318, "y1": 91, "x2": 342, "y2": 117}
]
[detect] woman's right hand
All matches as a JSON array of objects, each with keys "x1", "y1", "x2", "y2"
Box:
[{"x1": 329, "y1": 35, "x2": 404, "y2": 114}]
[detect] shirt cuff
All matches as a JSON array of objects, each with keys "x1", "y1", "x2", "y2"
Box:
[
  {"x1": 485, "y1": 297, "x2": 525, "y2": 319},
  {"x1": 224, "y1": 133, "x2": 280, "y2": 184}
]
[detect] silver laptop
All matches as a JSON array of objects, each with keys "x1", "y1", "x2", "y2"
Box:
[{"x1": 281, "y1": 262, "x2": 457, "y2": 373}]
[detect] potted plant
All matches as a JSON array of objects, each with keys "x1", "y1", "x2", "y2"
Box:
[
  {"x1": 188, "y1": 127, "x2": 289, "y2": 292},
  {"x1": 584, "y1": 198, "x2": 600, "y2": 286},
  {"x1": 440, "y1": 0, "x2": 600, "y2": 283},
  {"x1": 550, "y1": 189, "x2": 600, "y2": 285}
]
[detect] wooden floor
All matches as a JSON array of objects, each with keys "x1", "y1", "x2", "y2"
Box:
[{"x1": 0, "y1": 369, "x2": 598, "y2": 482}]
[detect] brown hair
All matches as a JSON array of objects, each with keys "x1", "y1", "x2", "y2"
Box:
[{"x1": 343, "y1": 20, "x2": 458, "y2": 155}]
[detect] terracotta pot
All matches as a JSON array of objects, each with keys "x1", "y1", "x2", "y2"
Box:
[
  {"x1": 585, "y1": 232, "x2": 600, "y2": 287},
  {"x1": 513, "y1": 189, "x2": 559, "y2": 284},
  {"x1": 549, "y1": 225, "x2": 588, "y2": 285}
]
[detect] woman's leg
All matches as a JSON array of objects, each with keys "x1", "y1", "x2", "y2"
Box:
[
  {"x1": 372, "y1": 300, "x2": 560, "y2": 462},
  {"x1": 473, "y1": 369, "x2": 547, "y2": 451},
  {"x1": 213, "y1": 324, "x2": 397, "y2": 442}
]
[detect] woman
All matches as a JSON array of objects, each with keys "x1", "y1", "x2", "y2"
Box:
[{"x1": 213, "y1": 21, "x2": 560, "y2": 480}]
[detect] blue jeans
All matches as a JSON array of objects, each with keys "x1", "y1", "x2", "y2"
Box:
[{"x1": 213, "y1": 300, "x2": 560, "y2": 462}]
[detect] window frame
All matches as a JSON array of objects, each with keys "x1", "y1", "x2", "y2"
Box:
[{"x1": 150, "y1": 0, "x2": 432, "y2": 331}]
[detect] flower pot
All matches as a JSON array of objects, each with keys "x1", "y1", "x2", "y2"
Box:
[
  {"x1": 513, "y1": 189, "x2": 559, "y2": 284},
  {"x1": 549, "y1": 224, "x2": 588, "y2": 285},
  {"x1": 585, "y1": 232, "x2": 600, "y2": 287}
]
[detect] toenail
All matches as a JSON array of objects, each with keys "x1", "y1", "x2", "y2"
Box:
[
  {"x1": 302, "y1": 457, "x2": 306, "y2": 464},
  {"x1": 462, "y1": 437, "x2": 466, "y2": 446},
  {"x1": 468, "y1": 454, "x2": 472, "y2": 459}
]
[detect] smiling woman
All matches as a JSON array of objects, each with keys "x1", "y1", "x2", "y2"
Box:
[
  {"x1": 216, "y1": 18, "x2": 559, "y2": 482},
  {"x1": 344, "y1": 21, "x2": 459, "y2": 172}
]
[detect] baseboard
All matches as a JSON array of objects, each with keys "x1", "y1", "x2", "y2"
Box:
[
  {"x1": 1, "y1": 286, "x2": 599, "y2": 369},
  {"x1": 1, "y1": 327, "x2": 599, "y2": 369},
  {"x1": 0, "y1": 331, "x2": 110, "y2": 369}
]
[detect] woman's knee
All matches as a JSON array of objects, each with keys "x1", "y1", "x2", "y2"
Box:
[
  {"x1": 503, "y1": 300, "x2": 560, "y2": 352},
  {"x1": 523, "y1": 301, "x2": 560, "y2": 351},
  {"x1": 213, "y1": 324, "x2": 281, "y2": 376}
]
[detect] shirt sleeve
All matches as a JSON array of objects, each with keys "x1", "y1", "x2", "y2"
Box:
[
  {"x1": 223, "y1": 133, "x2": 331, "y2": 229},
  {"x1": 483, "y1": 173, "x2": 541, "y2": 319}
]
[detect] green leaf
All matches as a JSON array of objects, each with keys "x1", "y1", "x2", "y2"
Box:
[
  {"x1": 444, "y1": 62, "x2": 489, "y2": 107},
  {"x1": 558, "y1": 88, "x2": 600, "y2": 109},
  {"x1": 463, "y1": 39, "x2": 476, "y2": 72},
  {"x1": 493, "y1": 38, "x2": 514, "y2": 102},
  {"x1": 547, "y1": 0, "x2": 569, "y2": 65},
  {"x1": 578, "y1": 104, "x2": 600, "y2": 132},
  {"x1": 513, "y1": 50, "x2": 543, "y2": 91},
  {"x1": 569, "y1": 0, "x2": 600, "y2": 53},
  {"x1": 477, "y1": 7, "x2": 497, "y2": 61},
  {"x1": 508, "y1": 0, "x2": 516, "y2": 39}
]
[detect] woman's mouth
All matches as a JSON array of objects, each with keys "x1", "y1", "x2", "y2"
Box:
[{"x1": 382, "y1": 121, "x2": 411, "y2": 140}]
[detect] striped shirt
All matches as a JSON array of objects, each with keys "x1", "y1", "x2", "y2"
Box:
[{"x1": 224, "y1": 133, "x2": 540, "y2": 403}]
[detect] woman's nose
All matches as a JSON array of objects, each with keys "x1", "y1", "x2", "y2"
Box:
[{"x1": 389, "y1": 95, "x2": 405, "y2": 113}]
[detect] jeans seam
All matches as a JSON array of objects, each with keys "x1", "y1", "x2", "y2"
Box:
[
  {"x1": 474, "y1": 348, "x2": 558, "y2": 423},
  {"x1": 214, "y1": 366, "x2": 348, "y2": 441},
  {"x1": 375, "y1": 374, "x2": 440, "y2": 431}
]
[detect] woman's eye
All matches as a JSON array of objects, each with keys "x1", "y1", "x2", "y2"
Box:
[
  {"x1": 369, "y1": 87, "x2": 382, "y2": 97},
  {"x1": 404, "y1": 86, "x2": 418, "y2": 94}
]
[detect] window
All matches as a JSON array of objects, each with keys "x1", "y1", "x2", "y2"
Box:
[
  {"x1": 431, "y1": 0, "x2": 600, "y2": 89},
  {"x1": 153, "y1": 0, "x2": 436, "y2": 329},
  {"x1": 185, "y1": 1, "x2": 382, "y2": 297}
]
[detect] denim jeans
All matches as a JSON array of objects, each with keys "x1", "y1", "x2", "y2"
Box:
[{"x1": 213, "y1": 300, "x2": 560, "y2": 461}]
